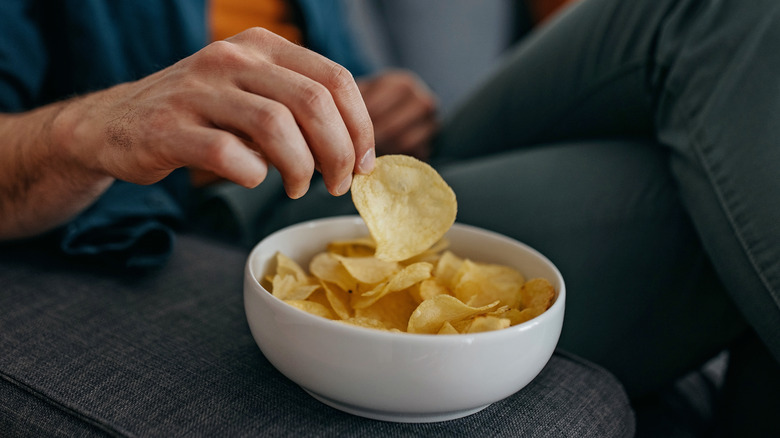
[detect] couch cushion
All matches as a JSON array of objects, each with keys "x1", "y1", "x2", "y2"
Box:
[{"x1": 0, "y1": 234, "x2": 634, "y2": 437}]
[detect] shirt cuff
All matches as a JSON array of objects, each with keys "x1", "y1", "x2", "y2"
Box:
[{"x1": 60, "y1": 181, "x2": 185, "y2": 269}]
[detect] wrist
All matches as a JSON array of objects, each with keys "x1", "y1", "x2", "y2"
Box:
[
  {"x1": 51, "y1": 94, "x2": 112, "y2": 182},
  {"x1": 0, "y1": 98, "x2": 114, "y2": 239}
]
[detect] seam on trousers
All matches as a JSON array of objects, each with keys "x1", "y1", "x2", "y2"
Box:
[
  {"x1": 676, "y1": 92, "x2": 779, "y2": 310},
  {"x1": 0, "y1": 370, "x2": 131, "y2": 438},
  {"x1": 655, "y1": 0, "x2": 780, "y2": 310}
]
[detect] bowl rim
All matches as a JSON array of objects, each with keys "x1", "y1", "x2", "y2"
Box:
[{"x1": 245, "y1": 215, "x2": 565, "y2": 344}]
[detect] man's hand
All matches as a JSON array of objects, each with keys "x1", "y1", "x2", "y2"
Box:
[
  {"x1": 357, "y1": 70, "x2": 438, "y2": 160},
  {"x1": 60, "y1": 27, "x2": 376, "y2": 199}
]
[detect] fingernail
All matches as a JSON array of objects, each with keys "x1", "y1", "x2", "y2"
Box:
[
  {"x1": 336, "y1": 175, "x2": 352, "y2": 196},
  {"x1": 288, "y1": 181, "x2": 309, "y2": 199},
  {"x1": 358, "y1": 148, "x2": 376, "y2": 174}
]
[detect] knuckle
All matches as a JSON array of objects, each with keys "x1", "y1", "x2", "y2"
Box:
[
  {"x1": 299, "y1": 82, "x2": 333, "y2": 112},
  {"x1": 232, "y1": 27, "x2": 289, "y2": 59},
  {"x1": 255, "y1": 101, "x2": 295, "y2": 134},
  {"x1": 240, "y1": 26, "x2": 278, "y2": 43},
  {"x1": 202, "y1": 133, "x2": 234, "y2": 168},
  {"x1": 323, "y1": 62, "x2": 355, "y2": 93},
  {"x1": 197, "y1": 40, "x2": 245, "y2": 69}
]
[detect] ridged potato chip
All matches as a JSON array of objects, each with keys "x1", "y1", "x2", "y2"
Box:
[
  {"x1": 453, "y1": 260, "x2": 525, "y2": 308},
  {"x1": 268, "y1": 253, "x2": 320, "y2": 301},
  {"x1": 333, "y1": 255, "x2": 399, "y2": 285},
  {"x1": 465, "y1": 316, "x2": 511, "y2": 334},
  {"x1": 407, "y1": 295, "x2": 500, "y2": 334},
  {"x1": 355, "y1": 292, "x2": 418, "y2": 332},
  {"x1": 285, "y1": 299, "x2": 335, "y2": 320},
  {"x1": 351, "y1": 155, "x2": 457, "y2": 262},
  {"x1": 352, "y1": 262, "x2": 433, "y2": 309}
]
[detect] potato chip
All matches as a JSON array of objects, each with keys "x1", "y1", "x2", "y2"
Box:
[
  {"x1": 353, "y1": 262, "x2": 433, "y2": 309},
  {"x1": 433, "y1": 251, "x2": 463, "y2": 288},
  {"x1": 407, "y1": 295, "x2": 500, "y2": 334},
  {"x1": 285, "y1": 299, "x2": 335, "y2": 320},
  {"x1": 271, "y1": 274, "x2": 320, "y2": 301},
  {"x1": 520, "y1": 278, "x2": 556, "y2": 310},
  {"x1": 321, "y1": 281, "x2": 353, "y2": 320},
  {"x1": 351, "y1": 155, "x2": 457, "y2": 262},
  {"x1": 453, "y1": 260, "x2": 525, "y2": 308},
  {"x1": 306, "y1": 289, "x2": 335, "y2": 312},
  {"x1": 512, "y1": 307, "x2": 546, "y2": 325},
  {"x1": 339, "y1": 316, "x2": 388, "y2": 331},
  {"x1": 465, "y1": 316, "x2": 511, "y2": 334},
  {"x1": 355, "y1": 291, "x2": 418, "y2": 332},
  {"x1": 327, "y1": 237, "x2": 376, "y2": 257},
  {"x1": 449, "y1": 318, "x2": 474, "y2": 333},
  {"x1": 402, "y1": 238, "x2": 450, "y2": 265},
  {"x1": 309, "y1": 252, "x2": 357, "y2": 292},
  {"x1": 266, "y1": 253, "x2": 320, "y2": 300},
  {"x1": 417, "y1": 278, "x2": 449, "y2": 302},
  {"x1": 333, "y1": 255, "x2": 399, "y2": 285},
  {"x1": 437, "y1": 321, "x2": 459, "y2": 335},
  {"x1": 274, "y1": 252, "x2": 309, "y2": 283}
]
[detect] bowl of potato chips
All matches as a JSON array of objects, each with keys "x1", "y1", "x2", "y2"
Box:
[
  {"x1": 244, "y1": 216, "x2": 565, "y2": 422},
  {"x1": 244, "y1": 155, "x2": 564, "y2": 422}
]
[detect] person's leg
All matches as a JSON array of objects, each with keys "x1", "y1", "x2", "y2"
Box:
[
  {"x1": 654, "y1": 0, "x2": 780, "y2": 367},
  {"x1": 434, "y1": 0, "x2": 780, "y2": 371}
]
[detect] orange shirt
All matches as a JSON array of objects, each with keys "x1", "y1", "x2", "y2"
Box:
[
  {"x1": 209, "y1": 0, "x2": 302, "y2": 43},
  {"x1": 527, "y1": 0, "x2": 579, "y2": 24}
]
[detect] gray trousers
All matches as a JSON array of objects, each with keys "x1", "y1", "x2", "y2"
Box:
[{"x1": 254, "y1": 0, "x2": 780, "y2": 402}]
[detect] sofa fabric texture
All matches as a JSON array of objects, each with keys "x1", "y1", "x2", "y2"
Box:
[{"x1": 0, "y1": 234, "x2": 635, "y2": 437}]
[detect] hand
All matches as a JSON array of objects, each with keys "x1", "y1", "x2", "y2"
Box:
[
  {"x1": 59, "y1": 28, "x2": 375, "y2": 198},
  {"x1": 357, "y1": 70, "x2": 438, "y2": 160}
]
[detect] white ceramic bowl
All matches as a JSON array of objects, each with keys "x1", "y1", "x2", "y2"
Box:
[{"x1": 244, "y1": 216, "x2": 565, "y2": 423}]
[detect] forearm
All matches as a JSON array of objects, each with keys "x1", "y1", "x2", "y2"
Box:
[{"x1": 0, "y1": 100, "x2": 113, "y2": 240}]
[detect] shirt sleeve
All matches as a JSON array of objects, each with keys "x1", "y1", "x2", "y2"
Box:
[
  {"x1": 60, "y1": 179, "x2": 187, "y2": 269},
  {"x1": 0, "y1": 1, "x2": 47, "y2": 111}
]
